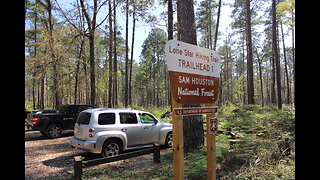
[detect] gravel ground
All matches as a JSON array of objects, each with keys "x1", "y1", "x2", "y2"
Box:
[
  {"x1": 25, "y1": 128, "x2": 87, "y2": 180},
  {"x1": 25, "y1": 127, "x2": 172, "y2": 180}
]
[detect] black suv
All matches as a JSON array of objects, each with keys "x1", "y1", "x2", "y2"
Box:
[{"x1": 26, "y1": 104, "x2": 95, "y2": 138}]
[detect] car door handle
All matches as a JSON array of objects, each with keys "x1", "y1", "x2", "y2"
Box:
[
  {"x1": 121, "y1": 128, "x2": 127, "y2": 132},
  {"x1": 144, "y1": 126, "x2": 149, "y2": 129}
]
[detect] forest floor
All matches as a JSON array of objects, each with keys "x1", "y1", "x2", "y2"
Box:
[{"x1": 25, "y1": 104, "x2": 295, "y2": 180}]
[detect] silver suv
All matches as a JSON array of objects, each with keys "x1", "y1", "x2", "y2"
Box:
[{"x1": 70, "y1": 108, "x2": 173, "y2": 157}]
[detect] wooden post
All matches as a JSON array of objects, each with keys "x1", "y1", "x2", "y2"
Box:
[
  {"x1": 153, "y1": 143, "x2": 161, "y2": 164},
  {"x1": 74, "y1": 156, "x2": 83, "y2": 180},
  {"x1": 206, "y1": 103, "x2": 216, "y2": 180},
  {"x1": 172, "y1": 95, "x2": 184, "y2": 180}
]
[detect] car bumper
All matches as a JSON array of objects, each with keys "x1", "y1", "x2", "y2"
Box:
[{"x1": 70, "y1": 136, "x2": 100, "y2": 154}]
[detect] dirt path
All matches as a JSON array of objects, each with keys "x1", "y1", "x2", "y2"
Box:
[
  {"x1": 25, "y1": 128, "x2": 172, "y2": 179},
  {"x1": 25, "y1": 129, "x2": 85, "y2": 180}
]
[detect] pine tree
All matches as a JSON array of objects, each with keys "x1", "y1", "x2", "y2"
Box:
[
  {"x1": 245, "y1": 0, "x2": 255, "y2": 104},
  {"x1": 177, "y1": 0, "x2": 204, "y2": 152}
]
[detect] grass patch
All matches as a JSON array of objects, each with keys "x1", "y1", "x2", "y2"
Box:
[
  {"x1": 77, "y1": 153, "x2": 174, "y2": 180},
  {"x1": 69, "y1": 104, "x2": 294, "y2": 180}
]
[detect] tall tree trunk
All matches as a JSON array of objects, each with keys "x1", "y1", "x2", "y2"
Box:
[
  {"x1": 79, "y1": 0, "x2": 98, "y2": 106},
  {"x1": 89, "y1": 34, "x2": 96, "y2": 106},
  {"x1": 124, "y1": 0, "x2": 129, "y2": 107},
  {"x1": 168, "y1": 0, "x2": 173, "y2": 40},
  {"x1": 40, "y1": 73, "x2": 45, "y2": 109},
  {"x1": 167, "y1": 0, "x2": 173, "y2": 110},
  {"x1": 53, "y1": 64, "x2": 62, "y2": 109},
  {"x1": 177, "y1": 0, "x2": 204, "y2": 153},
  {"x1": 32, "y1": 73, "x2": 36, "y2": 110},
  {"x1": 74, "y1": 60, "x2": 80, "y2": 104},
  {"x1": 156, "y1": 52, "x2": 160, "y2": 107},
  {"x1": 83, "y1": 58, "x2": 90, "y2": 104},
  {"x1": 108, "y1": 0, "x2": 113, "y2": 108},
  {"x1": 213, "y1": 0, "x2": 221, "y2": 51},
  {"x1": 291, "y1": 13, "x2": 295, "y2": 106},
  {"x1": 265, "y1": 60, "x2": 270, "y2": 105},
  {"x1": 129, "y1": 0, "x2": 136, "y2": 106},
  {"x1": 255, "y1": 47, "x2": 264, "y2": 106},
  {"x1": 113, "y1": 0, "x2": 118, "y2": 106},
  {"x1": 32, "y1": 0, "x2": 38, "y2": 110},
  {"x1": 37, "y1": 80, "x2": 41, "y2": 109},
  {"x1": 241, "y1": 32, "x2": 246, "y2": 104},
  {"x1": 272, "y1": 0, "x2": 282, "y2": 109},
  {"x1": 74, "y1": 38, "x2": 84, "y2": 104},
  {"x1": 280, "y1": 22, "x2": 290, "y2": 104},
  {"x1": 245, "y1": 0, "x2": 255, "y2": 104},
  {"x1": 270, "y1": 56, "x2": 276, "y2": 104}
]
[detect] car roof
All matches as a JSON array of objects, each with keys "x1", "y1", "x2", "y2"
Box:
[{"x1": 82, "y1": 108, "x2": 147, "y2": 114}]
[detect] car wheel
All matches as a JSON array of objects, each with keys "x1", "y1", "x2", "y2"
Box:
[
  {"x1": 46, "y1": 124, "x2": 62, "y2": 138},
  {"x1": 165, "y1": 132, "x2": 173, "y2": 148},
  {"x1": 102, "y1": 140, "x2": 122, "y2": 158}
]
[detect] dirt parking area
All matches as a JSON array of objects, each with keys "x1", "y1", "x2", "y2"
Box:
[
  {"x1": 25, "y1": 128, "x2": 91, "y2": 180},
  {"x1": 25, "y1": 127, "x2": 172, "y2": 180}
]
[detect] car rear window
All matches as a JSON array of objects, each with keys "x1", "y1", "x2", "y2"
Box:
[
  {"x1": 77, "y1": 112, "x2": 91, "y2": 125},
  {"x1": 98, "y1": 113, "x2": 115, "y2": 125},
  {"x1": 120, "y1": 113, "x2": 137, "y2": 124}
]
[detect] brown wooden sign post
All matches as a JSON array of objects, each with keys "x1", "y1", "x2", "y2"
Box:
[
  {"x1": 165, "y1": 40, "x2": 221, "y2": 180},
  {"x1": 171, "y1": 94, "x2": 184, "y2": 179},
  {"x1": 206, "y1": 103, "x2": 216, "y2": 180}
]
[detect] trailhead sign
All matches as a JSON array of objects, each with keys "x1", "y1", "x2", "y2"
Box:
[
  {"x1": 165, "y1": 40, "x2": 221, "y2": 104},
  {"x1": 165, "y1": 39, "x2": 222, "y2": 180}
]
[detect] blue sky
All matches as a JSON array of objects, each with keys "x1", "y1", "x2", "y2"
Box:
[{"x1": 37, "y1": 0, "x2": 293, "y2": 63}]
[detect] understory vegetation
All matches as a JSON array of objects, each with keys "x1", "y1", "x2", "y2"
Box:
[{"x1": 71, "y1": 103, "x2": 295, "y2": 180}]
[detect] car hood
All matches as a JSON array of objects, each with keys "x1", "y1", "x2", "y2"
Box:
[{"x1": 159, "y1": 122, "x2": 172, "y2": 127}]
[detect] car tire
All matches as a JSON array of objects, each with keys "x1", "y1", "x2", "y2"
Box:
[
  {"x1": 102, "y1": 139, "x2": 122, "y2": 158},
  {"x1": 46, "y1": 124, "x2": 62, "y2": 138},
  {"x1": 165, "y1": 132, "x2": 173, "y2": 148}
]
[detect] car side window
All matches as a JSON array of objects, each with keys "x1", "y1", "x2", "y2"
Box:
[
  {"x1": 119, "y1": 113, "x2": 138, "y2": 124},
  {"x1": 98, "y1": 113, "x2": 115, "y2": 125},
  {"x1": 140, "y1": 113, "x2": 157, "y2": 124},
  {"x1": 76, "y1": 112, "x2": 91, "y2": 125}
]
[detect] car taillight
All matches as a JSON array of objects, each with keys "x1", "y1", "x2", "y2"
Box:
[
  {"x1": 89, "y1": 128, "x2": 94, "y2": 138},
  {"x1": 32, "y1": 117, "x2": 40, "y2": 125}
]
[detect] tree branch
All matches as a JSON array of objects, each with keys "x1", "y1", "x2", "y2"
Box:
[
  {"x1": 54, "y1": 0, "x2": 81, "y2": 33},
  {"x1": 79, "y1": 0, "x2": 92, "y2": 29}
]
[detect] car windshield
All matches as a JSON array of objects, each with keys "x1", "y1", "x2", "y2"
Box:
[
  {"x1": 77, "y1": 112, "x2": 91, "y2": 125},
  {"x1": 139, "y1": 113, "x2": 157, "y2": 124}
]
